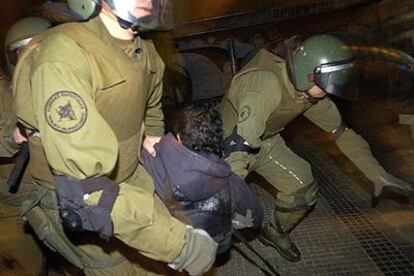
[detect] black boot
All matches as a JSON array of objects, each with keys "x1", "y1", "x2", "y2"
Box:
[
  {"x1": 259, "y1": 206, "x2": 309, "y2": 262},
  {"x1": 259, "y1": 221, "x2": 301, "y2": 262}
]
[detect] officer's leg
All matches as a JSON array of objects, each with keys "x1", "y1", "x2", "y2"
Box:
[
  {"x1": 0, "y1": 216, "x2": 45, "y2": 275},
  {"x1": 255, "y1": 135, "x2": 318, "y2": 262},
  {"x1": 0, "y1": 175, "x2": 45, "y2": 276}
]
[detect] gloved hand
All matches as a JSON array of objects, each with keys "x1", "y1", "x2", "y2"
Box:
[
  {"x1": 168, "y1": 225, "x2": 218, "y2": 275},
  {"x1": 54, "y1": 175, "x2": 119, "y2": 240},
  {"x1": 372, "y1": 173, "x2": 414, "y2": 208}
]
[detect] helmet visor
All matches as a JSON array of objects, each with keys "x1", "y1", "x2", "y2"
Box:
[
  {"x1": 5, "y1": 47, "x2": 18, "y2": 67},
  {"x1": 5, "y1": 37, "x2": 33, "y2": 66},
  {"x1": 106, "y1": 0, "x2": 173, "y2": 31},
  {"x1": 314, "y1": 59, "x2": 355, "y2": 98}
]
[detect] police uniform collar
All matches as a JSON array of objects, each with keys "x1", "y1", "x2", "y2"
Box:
[
  {"x1": 84, "y1": 17, "x2": 141, "y2": 59},
  {"x1": 85, "y1": 17, "x2": 116, "y2": 46},
  {"x1": 279, "y1": 61, "x2": 312, "y2": 103},
  {"x1": 111, "y1": 36, "x2": 140, "y2": 58}
]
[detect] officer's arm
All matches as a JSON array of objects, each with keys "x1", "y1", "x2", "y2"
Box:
[
  {"x1": 143, "y1": 72, "x2": 165, "y2": 157},
  {"x1": 333, "y1": 125, "x2": 413, "y2": 206},
  {"x1": 0, "y1": 113, "x2": 20, "y2": 157},
  {"x1": 226, "y1": 71, "x2": 279, "y2": 178},
  {"x1": 31, "y1": 62, "x2": 118, "y2": 179},
  {"x1": 30, "y1": 60, "x2": 122, "y2": 238},
  {"x1": 0, "y1": 81, "x2": 20, "y2": 157},
  {"x1": 303, "y1": 97, "x2": 342, "y2": 133},
  {"x1": 144, "y1": 65, "x2": 165, "y2": 138},
  {"x1": 304, "y1": 97, "x2": 387, "y2": 180},
  {"x1": 303, "y1": 98, "x2": 413, "y2": 205}
]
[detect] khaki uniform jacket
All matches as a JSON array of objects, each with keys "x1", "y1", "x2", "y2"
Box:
[
  {"x1": 12, "y1": 18, "x2": 187, "y2": 268},
  {"x1": 14, "y1": 17, "x2": 165, "y2": 187},
  {"x1": 221, "y1": 49, "x2": 342, "y2": 147},
  {"x1": 220, "y1": 49, "x2": 386, "y2": 181}
]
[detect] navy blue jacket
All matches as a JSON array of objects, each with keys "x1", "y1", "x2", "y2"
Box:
[{"x1": 142, "y1": 133, "x2": 263, "y2": 240}]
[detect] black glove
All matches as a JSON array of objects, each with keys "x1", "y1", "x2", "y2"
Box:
[
  {"x1": 54, "y1": 175, "x2": 119, "y2": 240},
  {"x1": 372, "y1": 173, "x2": 414, "y2": 208}
]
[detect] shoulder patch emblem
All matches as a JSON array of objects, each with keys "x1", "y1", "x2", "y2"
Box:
[
  {"x1": 238, "y1": 105, "x2": 252, "y2": 123},
  {"x1": 45, "y1": 91, "x2": 87, "y2": 133}
]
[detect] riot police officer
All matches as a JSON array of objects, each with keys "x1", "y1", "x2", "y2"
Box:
[
  {"x1": 220, "y1": 34, "x2": 413, "y2": 262},
  {"x1": 13, "y1": 0, "x2": 217, "y2": 275}
]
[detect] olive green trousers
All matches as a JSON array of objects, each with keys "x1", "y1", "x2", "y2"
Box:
[{"x1": 250, "y1": 134, "x2": 314, "y2": 206}]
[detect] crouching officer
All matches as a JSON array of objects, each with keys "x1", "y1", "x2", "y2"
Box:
[
  {"x1": 220, "y1": 34, "x2": 413, "y2": 262},
  {"x1": 13, "y1": 0, "x2": 217, "y2": 275},
  {"x1": 0, "y1": 17, "x2": 52, "y2": 275}
]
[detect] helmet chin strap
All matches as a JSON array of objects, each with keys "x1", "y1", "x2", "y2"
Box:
[
  {"x1": 116, "y1": 15, "x2": 154, "y2": 32},
  {"x1": 101, "y1": 1, "x2": 136, "y2": 31},
  {"x1": 302, "y1": 90, "x2": 322, "y2": 104},
  {"x1": 116, "y1": 17, "x2": 133, "y2": 30}
]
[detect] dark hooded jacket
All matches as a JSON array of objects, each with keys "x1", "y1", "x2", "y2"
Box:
[{"x1": 142, "y1": 133, "x2": 263, "y2": 253}]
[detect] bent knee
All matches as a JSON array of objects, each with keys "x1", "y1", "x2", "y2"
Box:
[{"x1": 277, "y1": 180, "x2": 319, "y2": 209}]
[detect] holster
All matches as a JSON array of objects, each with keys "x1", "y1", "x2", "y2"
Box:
[
  {"x1": 20, "y1": 184, "x2": 124, "y2": 270},
  {"x1": 24, "y1": 206, "x2": 85, "y2": 269},
  {"x1": 20, "y1": 186, "x2": 84, "y2": 269}
]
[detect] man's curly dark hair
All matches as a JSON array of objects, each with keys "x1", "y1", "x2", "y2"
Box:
[{"x1": 174, "y1": 99, "x2": 224, "y2": 157}]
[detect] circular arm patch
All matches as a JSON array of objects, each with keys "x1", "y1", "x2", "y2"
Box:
[
  {"x1": 238, "y1": 105, "x2": 252, "y2": 124},
  {"x1": 44, "y1": 91, "x2": 88, "y2": 133}
]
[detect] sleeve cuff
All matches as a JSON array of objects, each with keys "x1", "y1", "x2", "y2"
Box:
[{"x1": 145, "y1": 127, "x2": 164, "y2": 137}]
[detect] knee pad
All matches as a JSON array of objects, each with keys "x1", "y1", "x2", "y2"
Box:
[{"x1": 276, "y1": 180, "x2": 319, "y2": 212}]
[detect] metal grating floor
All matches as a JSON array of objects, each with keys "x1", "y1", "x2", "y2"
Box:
[{"x1": 211, "y1": 137, "x2": 414, "y2": 276}]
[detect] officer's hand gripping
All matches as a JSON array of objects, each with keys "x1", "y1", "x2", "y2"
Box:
[{"x1": 143, "y1": 135, "x2": 161, "y2": 157}]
